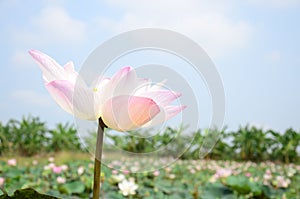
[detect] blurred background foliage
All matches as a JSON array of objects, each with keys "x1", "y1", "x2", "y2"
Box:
[
  {"x1": 0, "y1": 116, "x2": 82, "y2": 156},
  {"x1": 0, "y1": 116, "x2": 299, "y2": 163}
]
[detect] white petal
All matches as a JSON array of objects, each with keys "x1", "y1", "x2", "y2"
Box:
[
  {"x1": 138, "y1": 90, "x2": 181, "y2": 106},
  {"x1": 63, "y1": 61, "x2": 78, "y2": 82},
  {"x1": 46, "y1": 80, "x2": 101, "y2": 120},
  {"x1": 29, "y1": 50, "x2": 65, "y2": 83},
  {"x1": 101, "y1": 67, "x2": 137, "y2": 99}
]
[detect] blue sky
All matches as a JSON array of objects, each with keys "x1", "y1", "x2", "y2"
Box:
[{"x1": 0, "y1": 0, "x2": 299, "y2": 132}]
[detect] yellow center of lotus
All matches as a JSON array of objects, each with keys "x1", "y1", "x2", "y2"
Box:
[{"x1": 93, "y1": 88, "x2": 98, "y2": 92}]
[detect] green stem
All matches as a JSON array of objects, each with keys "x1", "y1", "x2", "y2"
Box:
[{"x1": 92, "y1": 117, "x2": 106, "y2": 199}]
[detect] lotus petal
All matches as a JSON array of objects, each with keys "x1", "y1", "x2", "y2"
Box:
[{"x1": 102, "y1": 95, "x2": 160, "y2": 131}]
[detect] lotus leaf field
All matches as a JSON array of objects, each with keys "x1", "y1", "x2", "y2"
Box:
[
  {"x1": 0, "y1": 156, "x2": 299, "y2": 199},
  {"x1": 0, "y1": 117, "x2": 299, "y2": 198}
]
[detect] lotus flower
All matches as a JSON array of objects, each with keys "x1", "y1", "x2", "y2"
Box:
[
  {"x1": 7, "y1": 159, "x2": 17, "y2": 166},
  {"x1": 29, "y1": 50, "x2": 185, "y2": 131},
  {"x1": 118, "y1": 178, "x2": 138, "y2": 196},
  {"x1": 52, "y1": 166, "x2": 62, "y2": 174},
  {"x1": 56, "y1": 176, "x2": 66, "y2": 184},
  {"x1": 0, "y1": 177, "x2": 5, "y2": 186}
]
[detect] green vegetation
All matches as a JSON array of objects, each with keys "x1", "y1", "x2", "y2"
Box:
[
  {"x1": 0, "y1": 116, "x2": 299, "y2": 163},
  {"x1": 105, "y1": 125, "x2": 300, "y2": 163},
  {"x1": 0, "y1": 116, "x2": 82, "y2": 156},
  {"x1": 0, "y1": 116, "x2": 299, "y2": 198},
  {"x1": 0, "y1": 157, "x2": 299, "y2": 198}
]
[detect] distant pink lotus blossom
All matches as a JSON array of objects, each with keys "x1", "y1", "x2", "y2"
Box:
[
  {"x1": 56, "y1": 176, "x2": 66, "y2": 184},
  {"x1": 112, "y1": 170, "x2": 118, "y2": 175},
  {"x1": 29, "y1": 50, "x2": 185, "y2": 131},
  {"x1": 48, "y1": 163, "x2": 56, "y2": 169},
  {"x1": 60, "y1": 164, "x2": 68, "y2": 171},
  {"x1": 52, "y1": 166, "x2": 62, "y2": 174},
  {"x1": 0, "y1": 177, "x2": 5, "y2": 186},
  {"x1": 210, "y1": 168, "x2": 232, "y2": 182},
  {"x1": 123, "y1": 170, "x2": 130, "y2": 175},
  {"x1": 48, "y1": 157, "x2": 55, "y2": 162},
  {"x1": 153, "y1": 170, "x2": 160, "y2": 176},
  {"x1": 32, "y1": 160, "x2": 38, "y2": 165},
  {"x1": 274, "y1": 176, "x2": 291, "y2": 188},
  {"x1": 215, "y1": 168, "x2": 232, "y2": 178},
  {"x1": 77, "y1": 166, "x2": 85, "y2": 175},
  {"x1": 195, "y1": 165, "x2": 201, "y2": 171},
  {"x1": 190, "y1": 169, "x2": 196, "y2": 174},
  {"x1": 7, "y1": 159, "x2": 17, "y2": 166},
  {"x1": 44, "y1": 163, "x2": 56, "y2": 171},
  {"x1": 266, "y1": 169, "x2": 272, "y2": 175}
]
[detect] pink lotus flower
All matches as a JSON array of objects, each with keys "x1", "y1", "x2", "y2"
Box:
[
  {"x1": 153, "y1": 170, "x2": 160, "y2": 177},
  {"x1": 216, "y1": 168, "x2": 232, "y2": 178},
  {"x1": 7, "y1": 159, "x2": 17, "y2": 166},
  {"x1": 0, "y1": 177, "x2": 5, "y2": 186},
  {"x1": 274, "y1": 176, "x2": 291, "y2": 188},
  {"x1": 32, "y1": 160, "x2": 38, "y2": 165},
  {"x1": 56, "y1": 176, "x2": 66, "y2": 184},
  {"x1": 123, "y1": 170, "x2": 130, "y2": 175},
  {"x1": 112, "y1": 170, "x2": 118, "y2": 175},
  {"x1": 29, "y1": 50, "x2": 185, "y2": 131},
  {"x1": 60, "y1": 164, "x2": 68, "y2": 171},
  {"x1": 48, "y1": 157, "x2": 55, "y2": 162},
  {"x1": 52, "y1": 166, "x2": 62, "y2": 174}
]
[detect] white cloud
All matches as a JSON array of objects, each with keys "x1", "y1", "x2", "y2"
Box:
[
  {"x1": 33, "y1": 7, "x2": 86, "y2": 43},
  {"x1": 11, "y1": 90, "x2": 52, "y2": 107},
  {"x1": 247, "y1": 0, "x2": 300, "y2": 8},
  {"x1": 11, "y1": 51, "x2": 35, "y2": 68},
  {"x1": 13, "y1": 6, "x2": 86, "y2": 47},
  {"x1": 98, "y1": 0, "x2": 254, "y2": 58}
]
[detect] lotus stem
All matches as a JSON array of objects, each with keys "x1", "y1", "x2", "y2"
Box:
[{"x1": 93, "y1": 117, "x2": 106, "y2": 199}]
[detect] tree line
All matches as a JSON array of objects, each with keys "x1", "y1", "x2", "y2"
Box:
[{"x1": 0, "y1": 116, "x2": 299, "y2": 163}]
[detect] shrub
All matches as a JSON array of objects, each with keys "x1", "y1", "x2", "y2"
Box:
[
  {"x1": 0, "y1": 116, "x2": 299, "y2": 164},
  {"x1": 0, "y1": 116, "x2": 83, "y2": 156},
  {"x1": 48, "y1": 123, "x2": 82, "y2": 152},
  {"x1": 5, "y1": 116, "x2": 48, "y2": 156}
]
